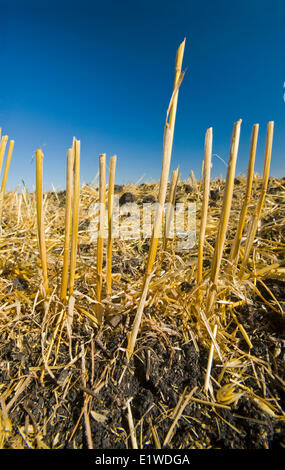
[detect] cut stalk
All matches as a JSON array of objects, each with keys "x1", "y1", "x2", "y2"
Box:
[
  {"x1": 0, "y1": 139, "x2": 14, "y2": 225},
  {"x1": 230, "y1": 124, "x2": 259, "y2": 268},
  {"x1": 60, "y1": 148, "x2": 75, "y2": 301},
  {"x1": 36, "y1": 149, "x2": 49, "y2": 294},
  {"x1": 97, "y1": 153, "x2": 106, "y2": 304},
  {"x1": 127, "y1": 39, "x2": 185, "y2": 359},
  {"x1": 198, "y1": 159, "x2": 205, "y2": 192},
  {"x1": 127, "y1": 399, "x2": 138, "y2": 449},
  {"x1": 69, "y1": 139, "x2": 80, "y2": 296},
  {"x1": 163, "y1": 167, "x2": 179, "y2": 251},
  {"x1": 197, "y1": 128, "x2": 212, "y2": 296},
  {"x1": 0, "y1": 136, "x2": 8, "y2": 176},
  {"x1": 106, "y1": 155, "x2": 117, "y2": 296},
  {"x1": 163, "y1": 386, "x2": 197, "y2": 447},
  {"x1": 206, "y1": 120, "x2": 241, "y2": 315},
  {"x1": 210, "y1": 120, "x2": 242, "y2": 285},
  {"x1": 238, "y1": 121, "x2": 274, "y2": 279},
  {"x1": 190, "y1": 170, "x2": 198, "y2": 193},
  {"x1": 204, "y1": 324, "x2": 217, "y2": 392}
]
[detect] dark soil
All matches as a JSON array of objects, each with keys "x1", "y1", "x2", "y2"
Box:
[{"x1": 1, "y1": 305, "x2": 284, "y2": 449}]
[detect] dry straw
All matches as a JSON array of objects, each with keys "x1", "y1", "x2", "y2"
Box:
[
  {"x1": 106, "y1": 155, "x2": 117, "y2": 296},
  {"x1": 229, "y1": 123, "x2": 259, "y2": 269},
  {"x1": 0, "y1": 139, "x2": 14, "y2": 226},
  {"x1": 204, "y1": 324, "x2": 217, "y2": 392},
  {"x1": 0, "y1": 136, "x2": 8, "y2": 177},
  {"x1": 127, "y1": 39, "x2": 186, "y2": 359},
  {"x1": 69, "y1": 139, "x2": 80, "y2": 296},
  {"x1": 163, "y1": 167, "x2": 179, "y2": 251},
  {"x1": 35, "y1": 149, "x2": 49, "y2": 294},
  {"x1": 96, "y1": 153, "x2": 106, "y2": 306},
  {"x1": 197, "y1": 127, "x2": 212, "y2": 300},
  {"x1": 206, "y1": 119, "x2": 241, "y2": 315},
  {"x1": 60, "y1": 147, "x2": 75, "y2": 301},
  {"x1": 238, "y1": 121, "x2": 274, "y2": 279}
]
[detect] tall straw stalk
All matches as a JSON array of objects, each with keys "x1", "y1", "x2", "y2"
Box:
[
  {"x1": 60, "y1": 148, "x2": 75, "y2": 301},
  {"x1": 96, "y1": 153, "x2": 106, "y2": 305},
  {"x1": 35, "y1": 149, "x2": 49, "y2": 294},
  {"x1": 205, "y1": 119, "x2": 241, "y2": 315},
  {"x1": 238, "y1": 121, "x2": 274, "y2": 279},
  {"x1": 162, "y1": 167, "x2": 179, "y2": 251},
  {"x1": 0, "y1": 139, "x2": 15, "y2": 226},
  {"x1": 0, "y1": 136, "x2": 8, "y2": 176},
  {"x1": 126, "y1": 39, "x2": 186, "y2": 359},
  {"x1": 197, "y1": 128, "x2": 212, "y2": 301},
  {"x1": 229, "y1": 124, "x2": 259, "y2": 269},
  {"x1": 106, "y1": 155, "x2": 117, "y2": 296},
  {"x1": 69, "y1": 139, "x2": 80, "y2": 296}
]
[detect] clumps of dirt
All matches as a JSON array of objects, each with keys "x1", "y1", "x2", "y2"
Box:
[
  {"x1": 133, "y1": 342, "x2": 200, "y2": 407},
  {"x1": 12, "y1": 276, "x2": 29, "y2": 291},
  {"x1": 142, "y1": 194, "x2": 156, "y2": 204},
  {"x1": 179, "y1": 281, "x2": 194, "y2": 293},
  {"x1": 210, "y1": 189, "x2": 220, "y2": 201},
  {"x1": 119, "y1": 192, "x2": 136, "y2": 205},
  {"x1": 206, "y1": 397, "x2": 282, "y2": 449},
  {"x1": 111, "y1": 256, "x2": 142, "y2": 275},
  {"x1": 114, "y1": 184, "x2": 124, "y2": 194},
  {"x1": 183, "y1": 184, "x2": 193, "y2": 193}
]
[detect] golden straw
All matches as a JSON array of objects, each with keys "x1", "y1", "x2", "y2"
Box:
[
  {"x1": 197, "y1": 128, "x2": 212, "y2": 293},
  {"x1": 0, "y1": 136, "x2": 8, "y2": 176},
  {"x1": 127, "y1": 39, "x2": 186, "y2": 359},
  {"x1": 106, "y1": 155, "x2": 117, "y2": 296},
  {"x1": 230, "y1": 124, "x2": 259, "y2": 268},
  {"x1": 96, "y1": 153, "x2": 106, "y2": 304},
  {"x1": 239, "y1": 121, "x2": 274, "y2": 279},
  {"x1": 35, "y1": 149, "x2": 49, "y2": 294},
  {"x1": 69, "y1": 139, "x2": 80, "y2": 296},
  {"x1": 0, "y1": 139, "x2": 15, "y2": 225},
  {"x1": 210, "y1": 119, "x2": 242, "y2": 285},
  {"x1": 163, "y1": 167, "x2": 179, "y2": 251},
  {"x1": 206, "y1": 120, "x2": 241, "y2": 316},
  {"x1": 60, "y1": 147, "x2": 75, "y2": 301}
]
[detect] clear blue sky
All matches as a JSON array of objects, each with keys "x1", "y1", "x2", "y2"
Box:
[{"x1": 1, "y1": 0, "x2": 285, "y2": 191}]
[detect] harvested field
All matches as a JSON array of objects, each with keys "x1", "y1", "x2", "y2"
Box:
[
  {"x1": 0, "y1": 176, "x2": 284, "y2": 449},
  {"x1": 0, "y1": 39, "x2": 284, "y2": 452}
]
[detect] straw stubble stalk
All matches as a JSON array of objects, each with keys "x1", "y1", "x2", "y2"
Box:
[
  {"x1": 69, "y1": 139, "x2": 80, "y2": 296},
  {"x1": 96, "y1": 153, "x2": 106, "y2": 304},
  {"x1": 238, "y1": 121, "x2": 274, "y2": 279},
  {"x1": 204, "y1": 324, "x2": 217, "y2": 392},
  {"x1": 197, "y1": 128, "x2": 212, "y2": 296},
  {"x1": 106, "y1": 155, "x2": 117, "y2": 296},
  {"x1": 35, "y1": 149, "x2": 49, "y2": 295},
  {"x1": 60, "y1": 148, "x2": 75, "y2": 301},
  {"x1": 229, "y1": 124, "x2": 259, "y2": 268},
  {"x1": 168, "y1": 39, "x2": 186, "y2": 140},
  {"x1": 126, "y1": 39, "x2": 186, "y2": 359},
  {"x1": 206, "y1": 119, "x2": 241, "y2": 315},
  {"x1": 0, "y1": 136, "x2": 8, "y2": 176},
  {"x1": 198, "y1": 159, "x2": 205, "y2": 192},
  {"x1": 210, "y1": 119, "x2": 242, "y2": 285},
  {"x1": 163, "y1": 167, "x2": 179, "y2": 251},
  {"x1": 163, "y1": 386, "x2": 197, "y2": 447},
  {"x1": 0, "y1": 139, "x2": 15, "y2": 225}
]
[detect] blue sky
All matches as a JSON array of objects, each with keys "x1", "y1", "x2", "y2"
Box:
[{"x1": 0, "y1": 0, "x2": 285, "y2": 190}]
